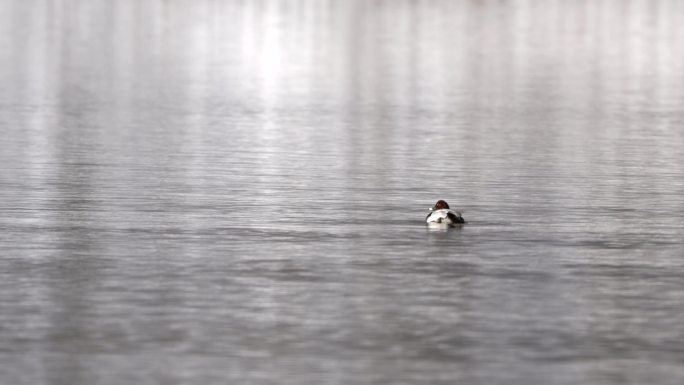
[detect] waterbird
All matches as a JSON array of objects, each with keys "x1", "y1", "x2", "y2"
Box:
[{"x1": 426, "y1": 200, "x2": 465, "y2": 226}]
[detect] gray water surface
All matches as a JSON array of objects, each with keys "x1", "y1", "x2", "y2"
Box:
[{"x1": 2, "y1": 1, "x2": 684, "y2": 384}]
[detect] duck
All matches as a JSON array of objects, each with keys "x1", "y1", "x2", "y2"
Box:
[{"x1": 426, "y1": 200, "x2": 465, "y2": 226}]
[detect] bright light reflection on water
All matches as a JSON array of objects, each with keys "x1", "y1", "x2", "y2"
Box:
[{"x1": 1, "y1": 1, "x2": 684, "y2": 384}]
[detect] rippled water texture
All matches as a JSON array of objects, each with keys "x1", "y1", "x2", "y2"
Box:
[{"x1": 2, "y1": 1, "x2": 684, "y2": 384}]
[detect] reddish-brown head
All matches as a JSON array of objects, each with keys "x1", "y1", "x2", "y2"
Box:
[{"x1": 432, "y1": 200, "x2": 450, "y2": 210}]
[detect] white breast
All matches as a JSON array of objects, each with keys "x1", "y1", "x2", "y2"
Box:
[
  {"x1": 426, "y1": 209, "x2": 464, "y2": 225},
  {"x1": 426, "y1": 209, "x2": 451, "y2": 223}
]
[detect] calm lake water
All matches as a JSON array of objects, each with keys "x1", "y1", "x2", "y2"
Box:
[{"x1": 2, "y1": 1, "x2": 684, "y2": 384}]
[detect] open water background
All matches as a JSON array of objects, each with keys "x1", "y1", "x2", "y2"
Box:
[{"x1": 1, "y1": 1, "x2": 684, "y2": 384}]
